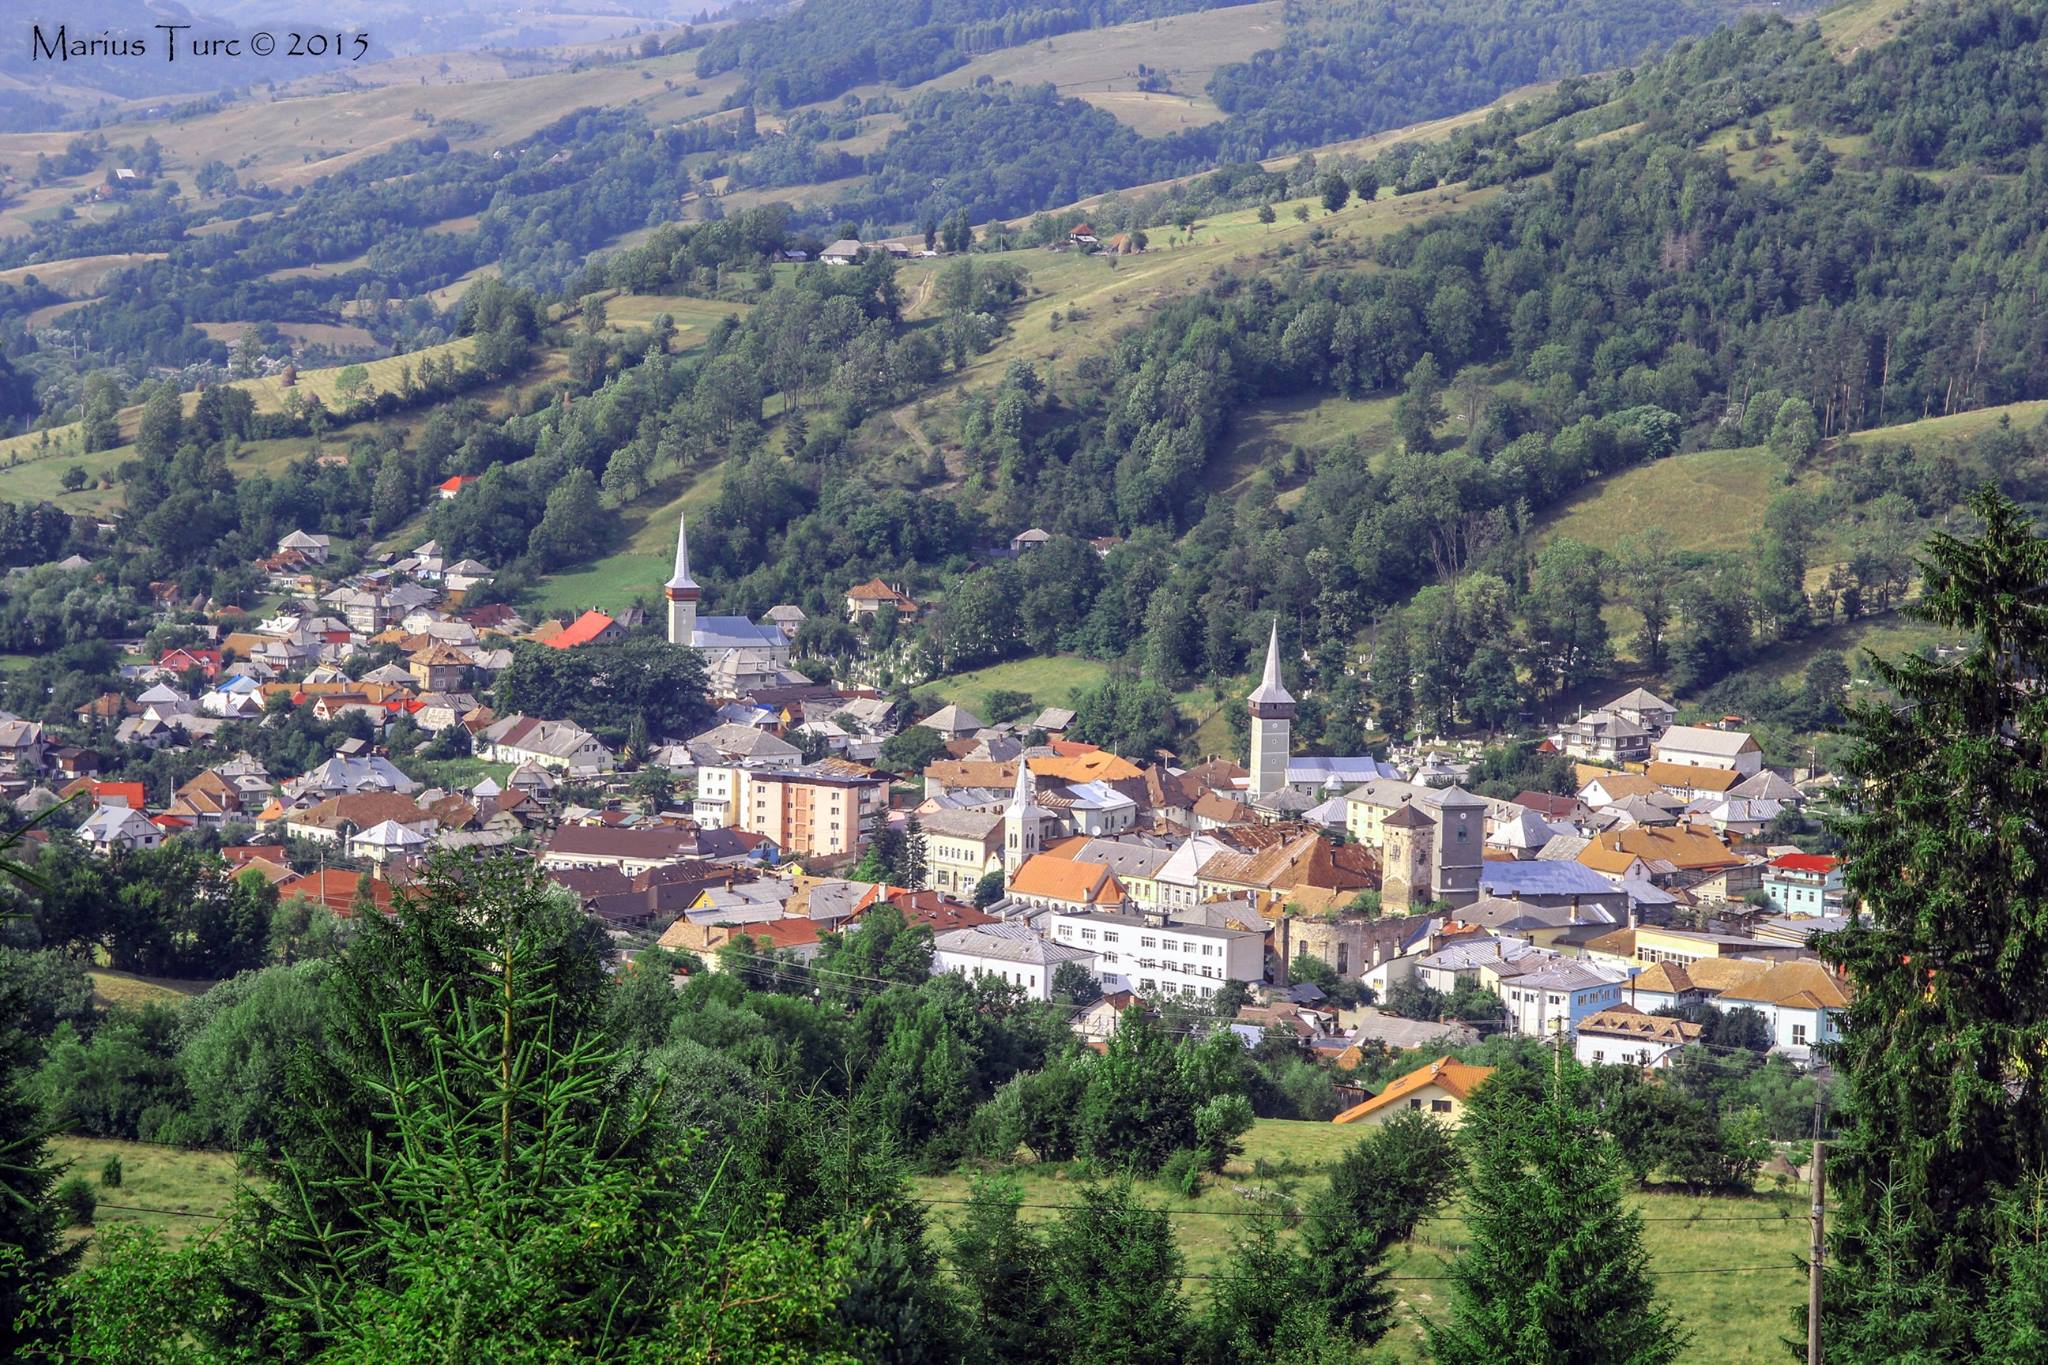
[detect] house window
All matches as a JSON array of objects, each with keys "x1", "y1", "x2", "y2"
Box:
[
  {"x1": 1408, "y1": 1098, "x2": 1423, "y2": 1109},
  {"x1": 1430, "y1": 1099, "x2": 1452, "y2": 1114},
  {"x1": 1103, "y1": 932, "x2": 1119, "y2": 944},
  {"x1": 1080, "y1": 928, "x2": 1096, "y2": 943},
  {"x1": 1792, "y1": 1023, "x2": 1809, "y2": 1046},
  {"x1": 1141, "y1": 978, "x2": 1157, "y2": 992},
  {"x1": 1141, "y1": 936, "x2": 1157, "y2": 948},
  {"x1": 1162, "y1": 939, "x2": 1178, "y2": 952},
  {"x1": 1594, "y1": 1050, "x2": 1606, "y2": 1063}
]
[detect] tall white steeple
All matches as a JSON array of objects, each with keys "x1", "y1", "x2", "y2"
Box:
[
  {"x1": 1003, "y1": 760, "x2": 1044, "y2": 876},
  {"x1": 1248, "y1": 618, "x2": 1295, "y2": 799},
  {"x1": 664, "y1": 512, "x2": 701, "y2": 647}
]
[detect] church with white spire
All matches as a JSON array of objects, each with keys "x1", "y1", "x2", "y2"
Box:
[
  {"x1": 1244, "y1": 617, "x2": 1399, "y2": 812},
  {"x1": 664, "y1": 512, "x2": 799, "y2": 695}
]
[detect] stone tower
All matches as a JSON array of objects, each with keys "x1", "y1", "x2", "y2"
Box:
[
  {"x1": 664, "y1": 512, "x2": 701, "y2": 648},
  {"x1": 1379, "y1": 801, "x2": 1435, "y2": 914},
  {"x1": 1430, "y1": 785, "x2": 1486, "y2": 909},
  {"x1": 1247, "y1": 619, "x2": 1294, "y2": 799},
  {"x1": 1003, "y1": 760, "x2": 1044, "y2": 876}
]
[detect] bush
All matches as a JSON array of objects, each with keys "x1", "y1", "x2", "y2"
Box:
[
  {"x1": 1159, "y1": 1146, "x2": 1206, "y2": 1197},
  {"x1": 100, "y1": 1154, "x2": 123, "y2": 1188},
  {"x1": 57, "y1": 1174, "x2": 97, "y2": 1227},
  {"x1": 1194, "y1": 1093, "x2": 1256, "y2": 1172}
]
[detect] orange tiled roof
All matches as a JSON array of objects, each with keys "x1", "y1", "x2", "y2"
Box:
[
  {"x1": 1008, "y1": 855, "x2": 1123, "y2": 904},
  {"x1": 1332, "y1": 1057, "x2": 1495, "y2": 1124},
  {"x1": 545, "y1": 610, "x2": 617, "y2": 650}
]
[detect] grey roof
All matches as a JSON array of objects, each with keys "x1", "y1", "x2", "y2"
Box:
[
  {"x1": 917, "y1": 808, "x2": 1004, "y2": 839},
  {"x1": 1656, "y1": 725, "x2": 1758, "y2": 757},
  {"x1": 1072, "y1": 839, "x2": 1174, "y2": 880},
  {"x1": 936, "y1": 923, "x2": 1095, "y2": 968},
  {"x1": 1732, "y1": 770, "x2": 1802, "y2": 801},
  {"x1": 1604, "y1": 686, "x2": 1672, "y2": 712},
  {"x1": 1033, "y1": 707, "x2": 1076, "y2": 730},
  {"x1": 921, "y1": 703, "x2": 985, "y2": 735},
  {"x1": 1344, "y1": 1009, "x2": 1481, "y2": 1050},
  {"x1": 1288, "y1": 756, "x2": 1398, "y2": 787},
  {"x1": 690, "y1": 617, "x2": 786, "y2": 650},
  {"x1": 687, "y1": 722, "x2": 801, "y2": 763},
  {"x1": 1479, "y1": 861, "x2": 1620, "y2": 897},
  {"x1": 1513, "y1": 961, "x2": 1625, "y2": 992}
]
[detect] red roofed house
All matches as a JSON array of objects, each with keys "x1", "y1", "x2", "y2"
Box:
[
  {"x1": 60, "y1": 777, "x2": 147, "y2": 810},
  {"x1": 1763, "y1": 852, "x2": 1843, "y2": 916},
  {"x1": 438, "y1": 475, "x2": 477, "y2": 500},
  {"x1": 158, "y1": 647, "x2": 222, "y2": 680},
  {"x1": 278, "y1": 868, "x2": 395, "y2": 916},
  {"x1": 545, "y1": 610, "x2": 627, "y2": 650}
]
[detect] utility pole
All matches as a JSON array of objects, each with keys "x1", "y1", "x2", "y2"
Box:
[{"x1": 1808, "y1": 1089, "x2": 1827, "y2": 1365}]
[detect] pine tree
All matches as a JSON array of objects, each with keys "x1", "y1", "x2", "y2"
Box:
[
  {"x1": 1426, "y1": 1052, "x2": 1687, "y2": 1365},
  {"x1": 1818, "y1": 488, "x2": 2048, "y2": 1359}
]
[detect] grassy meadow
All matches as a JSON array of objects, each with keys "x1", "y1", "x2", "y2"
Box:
[
  {"x1": 46, "y1": 1137, "x2": 242, "y2": 1248},
  {"x1": 913, "y1": 1118, "x2": 1810, "y2": 1363}
]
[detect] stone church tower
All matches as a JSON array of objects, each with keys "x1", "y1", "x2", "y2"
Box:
[
  {"x1": 664, "y1": 513, "x2": 700, "y2": 647},
  {"x1": 1379, "y1": 802, "x2": 1435, "y2": 914},
  {"x1": 1247, "y1": 619, "x2": 1294, "y2": 799}
]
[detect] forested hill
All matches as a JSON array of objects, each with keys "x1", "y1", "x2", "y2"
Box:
[
  {"x1": 719, "y1": 0, "x2": 1762, "y2": 224},
  {"x1": 876, "y1": 0, "x2": 2048, "y2": 747},
  {"x1": 696, "y1": 0, "x2": 1258, "y2": 109},
  {"x1": 1203, "y1": 0, "x2": 1741, "y2": 157}
]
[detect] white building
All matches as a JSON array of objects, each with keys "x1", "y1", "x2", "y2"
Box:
[
  {"x1": 1044, "y1": 909, "x2": 1264, "y2": 1004},
  {"x1": 1653, "y1": 725, "x2": 1764, "y2": 777},
  {"x1": 1498, "y1": 960, "x2": 1628, "y2": 1040},
  {"x1": 476, "y1": 715, "x2": 616, "y2": 774},
  {"x1": 77, "y1": 804, "x2": 162, "y2": 855},
  {"x1": 932, "y1": 923, "x2": 1095, "y2": 1002}
]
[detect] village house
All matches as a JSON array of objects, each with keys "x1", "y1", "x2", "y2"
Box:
[
  {"x1": 1331, "y1": 1057, "x2": 1495, "y2": 1128},
  {"x1": 919, "y1": 808, "x2": 1005, "y2": 897},
  {"x1": 477, "y1": 714, "x2": 617, "y2": 774},
  {"x1": 1004, "y1": 855, "x2": 1129, "y2": 915},
  {"x1": 408, "y1": 643, "x2": 475, "y2": 692},
  {"x1": 285, "y1": 792, "x2": 437, "y2": 846},
  {"x1": 1621, "y1": 958, "x2": 1850, "y2": 1056},
  {"x1": 932, "y1": 923, "x2": 1096, "y2": 1001},
  {"x1": 0, "y1": 719, "x2": 48, "y2": 776},
  {"x1": 844, "y1": 577, "x2": 919, "y2": 623},
  {"x1": 277, "y1": 530, "x2": 331, "y2": 563},
  {"x1": 1763, "y1": 852, "x2": 1844, "y2": 916},
  {"x1": 77, "y1": 804, "x2": 163, "y2": 855},
  {"x1": 1573, "y1": 1005, "x2": 1702, "y2": 1069},
  {"x1": 1653, "y1": 724, "x2": 1764, "y2": 777},
  {"x1": 1601, "y1": 687, "x2": 1676, "y2": 735},
  {"x1": 1565, "y1": 709, "x2": 1652, "y2": 764},
  {"x1": 541, "y1": 826, "x2": 702, "y2": 876}
]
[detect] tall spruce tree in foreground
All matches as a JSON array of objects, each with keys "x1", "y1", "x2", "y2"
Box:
[
  {"x1": 1817, "y1": 487, "x2": 2048, "y2": 1360},
  {"x1": 1426, "y1": 1052, "x2": 1685, "y2": 1365}
]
